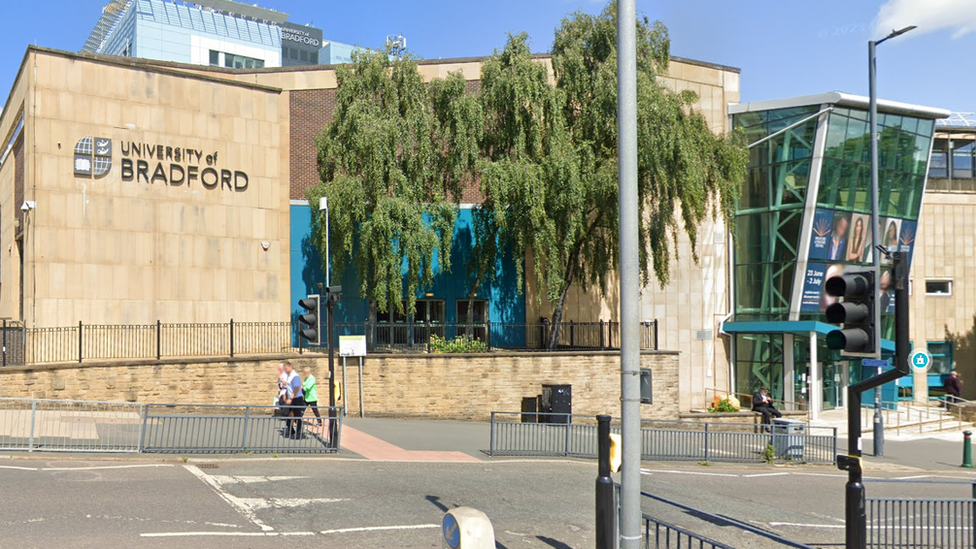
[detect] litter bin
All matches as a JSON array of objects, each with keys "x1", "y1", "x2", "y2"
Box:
[{"x1": 771, "y1": 418, "x2": 805, "y2": 460}]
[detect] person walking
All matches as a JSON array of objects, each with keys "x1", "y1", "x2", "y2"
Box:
[
  {"x1": 303, "y1": 366, "x2": 322, "y2": 426},
  {"x1": 282, "y1": 361, "x2": 306, "y2": 439},
  {"x1": 944, "y1": 370, "x2": 963, "y2": 405}
]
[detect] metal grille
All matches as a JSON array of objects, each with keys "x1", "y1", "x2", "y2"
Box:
[
  {"x1": 140, "y1": 404, "x2": 342, "y2": 454},
  {"x1": 0, "y1": 398, "x2": 143, "y2": 452},
  {"x1": 488, "y1": 412, "x2": 837, "y2": 464},
  {"x1": 641, "y1": 516, "x2": 736, "y2": 549},
  {"x1": 868, "y1": 495, "x2": 975, "y2": 548}
]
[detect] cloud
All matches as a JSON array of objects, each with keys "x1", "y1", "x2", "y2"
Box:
[{"x1": 874, "y1": 0, "x2": 976, "y2": 39}]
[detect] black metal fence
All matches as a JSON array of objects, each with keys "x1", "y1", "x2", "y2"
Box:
[
  {"x1": 0, "y1": 318, "x2": 659, "y2": 365},
  {"x1": 867, "y1": 479, "x2": 976, "y2": 548},
  {"x1": 636, "y1": 488, "x2": 819, "y2": 549},
  {"x1": 140, "y1": 403, "x2": 341, "y2": 454},
  {"x1": 0, "y1": 320, "x2": 293, "y2": 365},
  {"x1": 487, "y1": 412, "x2": 837, "y2": 464},
  {"x1": 641, "y1": 515, "x2": 736, "y2": 549},
  {"x1": 332, "y1": 319, "x2": 659, "y2": 353}
]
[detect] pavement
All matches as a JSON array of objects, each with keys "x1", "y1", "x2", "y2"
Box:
[{"x1": 3, "y1": 413, "x2": 976, "y2": 548}]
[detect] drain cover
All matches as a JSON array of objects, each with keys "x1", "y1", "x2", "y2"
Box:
[{"x1": 196, "y1": 463, "x2": 219, "y2": 470}]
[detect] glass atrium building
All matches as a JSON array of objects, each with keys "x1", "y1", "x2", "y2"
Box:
[{"x1": 725, "y1": 92, "x2": 949, "y2": 417}]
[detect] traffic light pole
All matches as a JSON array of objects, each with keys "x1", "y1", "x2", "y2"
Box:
[
  {"x1": 327, "y1": 291, "x2": 338, "y2": 444},
  {"x1": 841, "y1": 252, "x2": 909, "y2": 549}
]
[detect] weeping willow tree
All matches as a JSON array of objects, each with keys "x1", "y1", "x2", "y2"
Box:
[
  {"x1": 307, "y1": 49, "x2": 482, "y2": 336},
  {"x1": 473, "y1": 4, "x2": 747, "y2": 348}
]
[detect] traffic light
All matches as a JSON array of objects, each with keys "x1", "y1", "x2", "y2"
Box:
[
  {"x1": 824, "y1": 269, "x2": 876, "y2": 356},
  {"x1": 298, "y1": 295, "x2": 320, "y2": 345}
]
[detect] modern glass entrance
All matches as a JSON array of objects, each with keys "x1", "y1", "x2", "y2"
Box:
[{"x1": 726, "y1": 92, "x2": 946, "y2": 416}]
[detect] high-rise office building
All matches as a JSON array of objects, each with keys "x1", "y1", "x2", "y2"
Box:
[{"x1": 82, "y1": 0, "x2": 356, "y2": 68}]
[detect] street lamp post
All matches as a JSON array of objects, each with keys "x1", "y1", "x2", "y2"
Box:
[
  {"x1": 846, "y1": 25, "x2": 917, "y2": 549},
  {"x1": 868, "y1": 24, "x2": 914, "y2": 461}
]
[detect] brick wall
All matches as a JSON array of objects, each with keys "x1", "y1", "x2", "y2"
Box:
[
  {"x1": 0, "y1": 351, "x2": 679, "y2": 422},
  {"x1": 289, "y1": 89, "x2": 337, "y2": 200},
  {"x1": 289, "y1": 81, "x2": 485, "y2": 204}
]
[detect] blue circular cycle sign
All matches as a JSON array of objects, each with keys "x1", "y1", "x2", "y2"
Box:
[
  {"x1": 909, "y1": 349, "x2": 931, "y2": 372},
  {"x1": 443, "y1": 513, "x2": 460, "y2": 548}
]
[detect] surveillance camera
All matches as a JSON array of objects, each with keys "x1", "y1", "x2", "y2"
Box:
[{"x1": 20, "y1": 201, "x2": 32, "y2": 212}]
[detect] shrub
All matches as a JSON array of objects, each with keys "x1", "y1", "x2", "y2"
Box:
[
  {"x1": 429, "y1": 333, "x2": 488, "y2": 353},
  {"x1": 709, "y1": 397, "x2": 740, "y2": 413}
]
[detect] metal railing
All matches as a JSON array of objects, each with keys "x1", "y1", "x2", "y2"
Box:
[
  {"x1": 867, "y1": 479, "x2": 976, "y2": 548},
  {"x1": 861, "y1": 399, "x2": 970, "y2": 435},
  {"x1": 140, "y1": 403, "x2": 342, "y2": 454},
  {"x1": 3, "y1": 320, "x2": 293, "y2": 365},
  {"x1": 0, "y1": 397, "x2": 144, "y2": 452},
  {"x1": 1, "y1": 318, "x2": 658, "y2": 365},
  {"x1": 641, "y1": 515, "x2": 735, "y2": 549},
  {"x1": 637, "y1": 488, "x2": 818, "y2": 549},
  {"x1": 487, "y1": 412, "x2": 837, "y2": 463},
  {"x1": 332, "y1": 319, "x2": 659, "y2": 353}
]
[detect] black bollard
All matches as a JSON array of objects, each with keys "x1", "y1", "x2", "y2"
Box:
[{"x1": 596, "y1": 414, "x2": 616, "y2": 549}]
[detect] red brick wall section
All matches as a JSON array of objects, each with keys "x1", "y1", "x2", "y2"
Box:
[
  {"x1": 290, "y1": 81, "x2": 485, "y2": 203},
  {"x1": 290, "y1": 89, "x2": 337, "y2": 200}
]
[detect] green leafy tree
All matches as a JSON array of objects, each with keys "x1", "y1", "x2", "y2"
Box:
[
  {"x1": 307, "y1": 49, "x2": 481, "y2": 338},
  {"x1": 474, "y1": 5, "x2": 747, "y2": 348}
]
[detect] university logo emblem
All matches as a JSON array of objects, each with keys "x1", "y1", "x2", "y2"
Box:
[{"x1": 74, "y1": 136, "x2": 112, "y2": 178}]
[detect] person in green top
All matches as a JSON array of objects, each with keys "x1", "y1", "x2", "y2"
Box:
[{"x1": 303, "y1": 367, "x2": 322, "y2": 426}]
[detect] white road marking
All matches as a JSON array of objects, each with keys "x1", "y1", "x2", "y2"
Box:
[
  {"x1": 204, "y1": 522, "x2": 240, "y2": 528},
  {"x1": 209, "y1": 475, "x2": 307, "y2": 485},
  {"x1": 183, "y1": 465, "x2": 274, "y2": 532},
  {"x1": 42, "y1": 464, "x2": 174, "y2": 471},
  {"x1": 0, "y1": 465, "x2": 38, "y2": 471},
  {"x1": 641, "y1": 469, "x2": 739, "y2": 478},
  {"x1": 142, "y1": 532, "x2": 295, "y2": 538},
  {"x1": 769, "y1": 522, "x2": 846, "y2": 529},
  {"x1": 238, "y1": 497, "x2": 347, "y2": 510},
  {"x1": 320, "y1": 524, "x2": 440, "y2": 535},
  {"x1": 743, "y1": 472, "x2": 790, "y2": 478},
  {"x1": 791, "y1": 472, "x2": 845, "y2": 478}
]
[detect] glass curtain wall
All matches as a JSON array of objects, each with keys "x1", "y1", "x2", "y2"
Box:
[
  {"x1": 733, "y1": 107, "x2": 819, "y2": 321},
  {"x1": 807, "y1": 108, "x2": 935, "y2": 339},
  {"x1": 735, "y1": 334, "x2": 785, "y2": 402}
]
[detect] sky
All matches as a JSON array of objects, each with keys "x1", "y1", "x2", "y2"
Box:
[{"x1": 2, "y1": 0, "x2": 976, "y2": 113}]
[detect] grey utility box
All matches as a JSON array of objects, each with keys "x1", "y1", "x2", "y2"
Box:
[{"x1": 771, "y1": 418, "x2": 805, "y2": 460}]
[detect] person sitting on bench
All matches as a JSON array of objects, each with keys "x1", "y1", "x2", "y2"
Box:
[{"x1": 752, "y1": 387, "x2": 782, "y2": 427}]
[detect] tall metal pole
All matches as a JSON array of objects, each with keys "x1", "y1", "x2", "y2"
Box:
[
  {"x1": 868, "y1": 38, "x2": 886, "y2": 461},
  {"x1": 616, "y1": 1, "x2": 641, "y2": 547},
  {"x1": 868, "y1": 23, "x2": 917, "y2": 458},
  {"x1": 868, "y1": 39, "x2": 881, "y2": 360}
]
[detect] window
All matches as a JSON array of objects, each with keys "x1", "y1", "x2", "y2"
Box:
[
  {"x1": 414, "y1": 300, "x2": 445, "y2": 344},
  {"x1": 310, "y1": 52, "x2": 318, "y2": 64},
  {"x1": 209, "y1": 49, "x2": 220, "y2": 66},
  {"x1": 928, "y1": 342, "x2": 954, "y2": 375},
  {"x1": 374, "y1": 301, "x2": 407, "y2": 346},
  {"x1": 925, "y1": 280, "x2": 952, "y2": 296},
  {"x1": 457, "y1": 300, "x2": 489, "y2": 341},
  {"x1": 299, "y1": 49, "x2": 308, "y2": 62},
  {"x1": 223, "y1": 53, "x2": 265, "y2": 69},
  {"x1": 952, "y1": 141, "x2": 975, "y2": 179},
  {"x1": 929, "y1": 139, "x2": 948, "y2": 179}
]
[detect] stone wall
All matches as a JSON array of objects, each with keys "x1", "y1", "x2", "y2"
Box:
[{"x1": 0, "y1": 351, "x2": 679, "y2": 422}]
